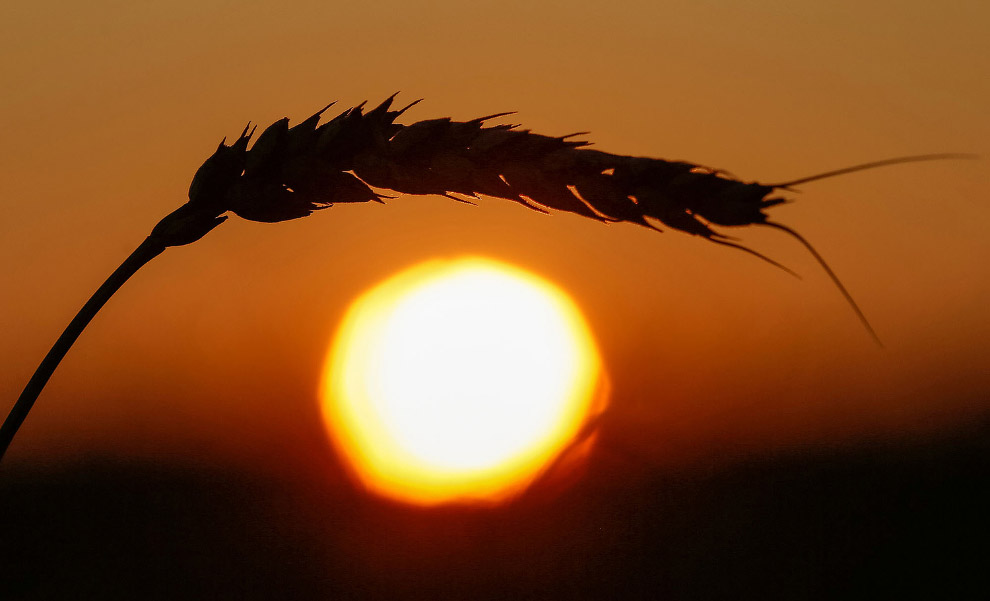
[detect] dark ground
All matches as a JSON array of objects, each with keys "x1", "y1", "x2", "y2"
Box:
[{"x1": 2, "y1": 416, "x2": 989, "y2": 600}]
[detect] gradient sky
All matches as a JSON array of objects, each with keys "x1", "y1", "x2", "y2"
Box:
[{"x1": 1, "y1": 0, "x2": 988, "y2": 479}]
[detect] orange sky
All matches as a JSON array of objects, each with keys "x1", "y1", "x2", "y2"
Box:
[{"x1": 1, "y1": 0, "x2": 988, "y2": 477}]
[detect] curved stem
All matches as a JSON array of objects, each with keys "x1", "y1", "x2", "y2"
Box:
[{"x1": 0, "y1": 236, "x2": 167, "y2": 462}]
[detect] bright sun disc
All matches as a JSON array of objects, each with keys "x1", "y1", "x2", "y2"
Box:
[{"x1": 320, "y1": 257, "x2": 605, "y2": 506}]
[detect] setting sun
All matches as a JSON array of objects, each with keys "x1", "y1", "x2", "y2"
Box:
[{"x1": 320, "y1": 257, "x2": 605, "y2": 506}]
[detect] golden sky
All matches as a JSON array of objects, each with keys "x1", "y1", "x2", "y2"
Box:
[{"x1": 1, "y1": 0, "x2": 988, "y2": 476}]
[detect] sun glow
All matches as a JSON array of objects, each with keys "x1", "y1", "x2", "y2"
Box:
[{"x1": 320, "y1": 257, "x2": 605, "y2": 506}]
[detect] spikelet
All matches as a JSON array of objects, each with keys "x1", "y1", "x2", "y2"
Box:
[{"x1": 181, "y1": 95, "x2": 789, "y2": 238}]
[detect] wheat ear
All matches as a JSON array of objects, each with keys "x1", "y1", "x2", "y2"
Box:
[{"x1": 1, "y1": 96, "x2": 969, "y2": 462}]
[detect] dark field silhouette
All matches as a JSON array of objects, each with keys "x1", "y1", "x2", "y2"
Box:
[{"x1": 4, "y1": 414, "x2": 987, "y2": 600}]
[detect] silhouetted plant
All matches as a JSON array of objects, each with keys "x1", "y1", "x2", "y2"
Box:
[{"x1": 0, "y1": 95, "x2": 971, "y2": 461}]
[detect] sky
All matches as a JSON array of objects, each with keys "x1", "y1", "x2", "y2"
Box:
[{"x1": 1, "y1": 1, "x2": 989, "y2": 596}]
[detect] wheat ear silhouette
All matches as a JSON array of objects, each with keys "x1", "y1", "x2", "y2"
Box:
[{"x1": 0, "y1": 95, "x2": 973, "y2": 461}]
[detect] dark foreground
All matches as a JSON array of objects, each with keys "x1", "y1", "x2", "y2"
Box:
[{"x1": 2, "y1": 418, "x2": 988, "y2": 600}]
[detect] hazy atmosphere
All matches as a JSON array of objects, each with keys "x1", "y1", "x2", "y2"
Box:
[{"x1": 2, "y1": 1, "x2": 988, "y2": 598}]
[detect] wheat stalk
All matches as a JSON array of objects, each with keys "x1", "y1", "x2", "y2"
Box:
[{"x1": 0, "y1": 95, "x2": 971, "y2": 461}]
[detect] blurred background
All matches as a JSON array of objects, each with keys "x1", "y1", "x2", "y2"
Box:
[{"x1": 1, "y1": 1, "x2": 988, "y2": 598}]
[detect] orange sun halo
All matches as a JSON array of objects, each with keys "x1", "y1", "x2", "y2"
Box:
[{"x1": 319, "y1": 257, "x2": 607, "y2": 506}]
